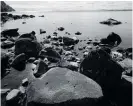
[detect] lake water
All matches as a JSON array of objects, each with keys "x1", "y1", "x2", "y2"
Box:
[{"x1": 1, "y1": 11, "x2": 132, "y2": 48}]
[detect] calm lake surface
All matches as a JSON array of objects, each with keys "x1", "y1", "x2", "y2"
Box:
[{"x1": 1, "y1": 11, "x2": 132, "y2": 48}]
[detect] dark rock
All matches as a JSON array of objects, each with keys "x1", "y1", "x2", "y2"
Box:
[
  {"x1": 40, "y1": 29, "x2": 46, "y2": 34},
  {"x1": 52, "y1": 42, "x2": 60, "y2": 46},
  {"x1": 27, "y1": 67, "x2": 103, "y2": 106},
  {"x1": 75, "y1": 31, "x2": 82, "y2": 35},
  {"x1": 1, "y1": 28, "x2": 19, "y2": 37},
  {"x1": 63, "y1": 45, "x2": 74, "y2": 51},
  {"x1": 80, "y1": 49, "x2": 123, "y2": 90},
  {"x1": 107, "y1": 32, "x2": 122, "y2": 46},
  {"x1": 101, "y1": 47, "x2": 111, "y2": 54},
  {"x1": 29, "y1": 15, "x2": 35, "y2": 18},
  {"x1": 93, "y1": 41, "x2": 100, "y2": 46},
  {"x1": 11, "y1": 53, "x2": 27, "y2": 71},
  {"x1": 43, "y1": 39, "x2": 50, "y2": 44},
  {"x1": 1, "y1": 51, "x2": 10, "y2": 78},
  {"x1": 46, "y1": 35, "x2": 51, "y2": 39},
  {"x1": 18, "y1": 31, "x2": 36, "y2": 41},
  {"x1": 22, "y1": 22, "x2": 26, "y2": 24},
  {"x1": 13, "y1": 15, "x2": 21, "y2": 20},
  {"x1": 1, "y1": 37, "x2": 7, "y2": 41},
  {"x1": 22, "y1": 78, "x2": 29, "y2": 87},
  {"x1": 58, "y1": 27, "x2": 65, "y2": 31},
  {"x1": 39, "y1": 15, "x2": 44, "y2": 17},
  {"x1": 15, "y1": 38, "x2": 42, "y2": 57},
  {"x1": 53, "y1": 32, "x2": 58, "y2": 35},
  {"x1": 33, "y1": 59, "x2": 48, "y2": 78},
  {"x1": 39, "y1": 49, "x2": 61, "y2": 62},
  {"x1": 22, "y1": 14, "x2": 29, "y2": 18},
  {"x1": 1, "y1": 40, "x2": 14, "y2": 49},
  {"x1": 27, "y1": 57, "x2": 36, "y2": 63},
  {"x1": 63, "y1": 36, "x2": 79, "y2": 46},
  {"x1": 100, "y1": 32, "x2": 122, "y2": 47},
  {"x1": 100, "y1": 18, "x2": 122, "y2": 26}
]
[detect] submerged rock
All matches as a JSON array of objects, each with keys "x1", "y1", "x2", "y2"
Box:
[
  {"x1": 75, "y1": 31, "x2": 82, "y2": 35},
  {"x1": 100, "y1": 18, "x2": 122, "y2": 26},
  {"x1": 58, "y1": 27, "x2": 65, "y2": 31},
  {"x1": 27, "y1": 67, "x2": 103, "y2": 106}
]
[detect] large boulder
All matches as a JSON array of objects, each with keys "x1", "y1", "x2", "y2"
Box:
[
  {"x1": 11, "y1": 53, "x2": 27, "y2": 71},
  {"x1": 80, "y1": 49, "x2": 123, "y2": 90},
  {"x1": 18, "y1": 31, "x2": 36, "y2": 41},
  {"x1": 1, "y1": 28, "x2": 19, "y2": 37},
  {"x1": 26, "y1": 67, "x2": 103, "y2": 106},
  {"x1": 63, "y1": 36, "x2": 79, "y2": 46},
  {"x1": 100, "y1": 18, "x2": 122, "y2": 26},
  {"x1": 15, "y1": 38, "x2": 42, "y2": 57}
]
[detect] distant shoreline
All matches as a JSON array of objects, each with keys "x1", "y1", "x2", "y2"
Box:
[{"x1": 1, "y1": 9, "x2": 132, "y2": 13}]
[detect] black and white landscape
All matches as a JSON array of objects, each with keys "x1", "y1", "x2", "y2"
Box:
[{"x1": 1, "y1": 1, "x2": 132, "y2": 106}]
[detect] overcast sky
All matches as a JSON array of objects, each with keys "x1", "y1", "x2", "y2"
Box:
[{"x1": 5, "y1": 1, "x2": 132, "y2": 12}]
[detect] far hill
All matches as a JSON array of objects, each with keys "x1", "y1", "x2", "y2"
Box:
[{"x1": 1, "y1": 1, "x2": 15, "y2": 12}]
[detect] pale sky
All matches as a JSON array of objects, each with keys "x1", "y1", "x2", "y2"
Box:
[{"x1": 5, "y1": 1, "x2": 132, "y2": 12}]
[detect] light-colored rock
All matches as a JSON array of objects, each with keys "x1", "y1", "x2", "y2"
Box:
[
  {"x1": 6, "y1": 89, "x2": 20, "y2": 101},
  {"x1": 27, "y1": 67, "x2": 103, "y2": 105}
]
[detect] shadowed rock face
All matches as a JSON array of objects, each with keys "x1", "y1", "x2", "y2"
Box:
[
  {"x1": 27, "y1": 67, "x2": 103, "y2": 106},
  {"x1": 80, "y1": 49, "x2": 123, "y2": 89},
  {"x1": 18, "y1": 31, "x2": 37, "y2": 41},
  {"x1": 15, "y1": 38, "x2": 42, "y2": 57},
  {"x1": 1, "y1": 28, "x2": 19, "y2": 38}
]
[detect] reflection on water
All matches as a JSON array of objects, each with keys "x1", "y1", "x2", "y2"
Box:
[{"x1": 1, "y1": 11, "x2": 132, "y2": 48}]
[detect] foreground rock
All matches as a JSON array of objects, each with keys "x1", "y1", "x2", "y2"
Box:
[
  {"x1": 15, "y1": 38, "x2": 42, "y2": 57},
  {"x1": 100, "y1": 18, "x2": 122, "y2": 26},
  {"x1": 80, "y1": 49, "x2": 123, "y2": 90},
  {"x1": 1, "y1": 28, "x2": 19, "y2": 37},
  {"x1": 27, "y1": 67, "x2": 103, "y2": 106}
]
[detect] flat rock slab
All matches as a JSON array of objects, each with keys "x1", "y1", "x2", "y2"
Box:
[{"x1": 27, "y1": 67, "x2": 103, "y2": 105}]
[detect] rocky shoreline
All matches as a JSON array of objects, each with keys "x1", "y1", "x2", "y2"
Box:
[{"x1": 1, "y1": 14, "x2": 132, "y2": 106}]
